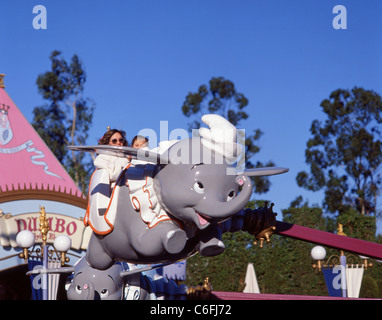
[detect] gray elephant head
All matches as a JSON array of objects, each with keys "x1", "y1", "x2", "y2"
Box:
[
  {"x1": 66, "y1": 257, "x2": 124, "y2": 300},
  {"x1": 26, "y1": 257, "x2": 162, "y2": 300},
  {"x1": 153, "y1": 137, "x2": 253, "y2": 230}
]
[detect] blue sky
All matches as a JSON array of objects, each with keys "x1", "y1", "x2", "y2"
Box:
[{"x1": 1, "y1": 1, "x2": 381, "y2": 232}]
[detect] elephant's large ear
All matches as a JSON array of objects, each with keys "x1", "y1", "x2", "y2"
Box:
[
  {"x1": 238, "y1": 167, "x2": 289, "y2": 177},
  {"x1": 26, "y1": 267, "x2": 75, "y2": 275},
  {"x1": 67, "y1": 145, "x2": 170, "y2": 164}
]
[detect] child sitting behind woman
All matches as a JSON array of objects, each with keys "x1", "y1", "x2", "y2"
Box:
[{"x1": 131, "y1": 135, "x2": 149, "y2": 149}]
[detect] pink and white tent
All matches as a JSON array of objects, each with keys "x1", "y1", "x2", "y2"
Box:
[{"x1": 0, "y1": 75, "x2": 86, "y2": 208}]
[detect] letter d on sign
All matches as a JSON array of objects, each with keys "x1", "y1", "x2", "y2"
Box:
[
  {"x1": 32, "y1": 5, "x2": 47, "y2": 30},
  {"x1": 332, "y1": 5, "x2": 347, "y2": 30}
]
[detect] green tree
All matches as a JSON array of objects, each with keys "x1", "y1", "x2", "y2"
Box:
[
  {"x1": 296, "y1": 87, "x2": 382, "y2": 218},
  {"x1": 181, "y1": 76, "x2": 275, "y2": 194},
  {"x1": 32, "y1": 51, "x2": 95, "y2": 192},
  {"x1": 267, "y1": 205, "x2": 329, "y2": 296},
  {"x1": 337, "y1": 208, "x2": 376, "y2": 242},
  {"x1": 360, "y1": 276, "x2": 380, "y2": 298}
]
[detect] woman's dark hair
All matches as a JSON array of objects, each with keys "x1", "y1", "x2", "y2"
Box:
[{"x1": 98, "y1": 129, "x2": 128, "y2": 146}]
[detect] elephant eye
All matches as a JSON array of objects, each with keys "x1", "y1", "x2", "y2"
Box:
[
  {"x1": 100, "y1": 289, "x2": 109, "y2": 298},
  {"x1": 75, "y1": 285, "x2": 82, "y2": 294},
  {"x1": 193, "y1": 181, "x2": 204, "y2": 194},
  {"x1": 227, "y1": 190, "x2": 236, "y2": 201}
]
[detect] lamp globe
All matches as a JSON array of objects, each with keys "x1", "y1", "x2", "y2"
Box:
[
  {"x1": 16, "y1": 230, "x2": 35, "y2": 248},
  {"x1": 311, "y1": 245, "x2": 326, "y2": 260},
  {"x1": 54, "y1": 235, "x2": 71, "y2": 252}
]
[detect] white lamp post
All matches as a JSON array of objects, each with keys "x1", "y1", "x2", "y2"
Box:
[
  {"x1": 54, "y1": 235, "x2": 72, "y2": 266},
  {"x1": 311, "y1": 245, "x2": 326, "y2": 271},
  {"x1": 310, "y1": 226, "x2": 372, "y2": 298},
  {"x1": 15, "y1": 207, "x2": 73, "y2": 300},
  {"x1": 16, "y1": 230, "x2": 36, "y2": 262}
]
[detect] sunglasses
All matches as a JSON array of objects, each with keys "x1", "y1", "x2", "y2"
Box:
[{"x1": 110, "y1": 138, "x2": 126, "y2": 144}]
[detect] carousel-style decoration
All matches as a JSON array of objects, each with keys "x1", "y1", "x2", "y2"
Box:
[
  {"x1": 0, "y1": 76, "x2": 86, "y2": 208},
  {"x1": 0, "y1": 74, "x2": 5, "y2": 88},
  {"x1": 311, "y1": 224, "x2": 373, "y2": 298},
  {"x1": 16, "y1": 207, "x2": 72, "y2": 266},
  {"x1": 311, "y1": 224, "x2": 373, "y2": 272},
  {"x1": 187, "y1": 278, "x2": 213, "y2": 300},
  {"x1": 16, "y1": 207, "x2": 72, "y2": 300}
]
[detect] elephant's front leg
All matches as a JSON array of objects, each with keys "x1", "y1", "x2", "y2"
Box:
[
  {"x1": 130, "y1": 221, "x2": 187, "y2": 257},
  {"x1": 197, "y1": 223, "x2": 225, "y2": 257}
]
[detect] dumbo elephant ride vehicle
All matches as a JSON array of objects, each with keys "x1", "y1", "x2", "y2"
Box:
[{"x1": 28, "y1": 114, "x2": 288, "y2": 300}]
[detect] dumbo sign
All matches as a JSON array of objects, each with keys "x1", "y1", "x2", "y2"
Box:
[{"x1": 0, "y1": 212, "x2": 88, "y2": 250}]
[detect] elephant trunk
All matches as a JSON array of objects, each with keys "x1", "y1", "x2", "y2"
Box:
[
  {"x1": 68, "y1": 282, "x2": 96, "y2": 300},
  {"x1": 83, "y1": 282, "x2": 96, "y2": 300},
  {"x1": 199, "y1": 175, "x2": 253, "y2": 220}
]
